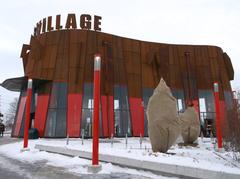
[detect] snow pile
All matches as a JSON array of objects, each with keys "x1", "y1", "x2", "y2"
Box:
[
  {"x1": 0, "y1": 138, "x2": 172, "y2": 178},
  {"x1": 0, "y1": 137, "x2": 240, "y2": 177}
]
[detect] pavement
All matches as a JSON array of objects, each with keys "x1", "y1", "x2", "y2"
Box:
[
  {"x1": 35, "y1": 144, "x2": 240, "y2": 179},
  {"x1": 0, "y1": 136, "x2": 154, "y2": 179},
  {"x1": 0, "y1": 135, "x2": 21, "y2": 145}
]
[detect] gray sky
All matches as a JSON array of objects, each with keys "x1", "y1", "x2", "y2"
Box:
[{"x1": 0, "y1": 0, "x2": 239, "y2": 114}]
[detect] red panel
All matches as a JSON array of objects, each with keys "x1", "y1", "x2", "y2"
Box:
[
  {"x1": 108, "y1": 96, "x2": 114, "y2": 137},
  {"x1": 34, "y1": 95, "x2": 50, "y2": 137},
  {"x1": 67, "y1": 93, "x2": 82, "y2": 137},
  {"x1": 101, "y1": 95, "x2": 114, "y2": 137},
  {"x1": 219, "y1": 100, "x2": 226, "y2": 134},
  {"x1": 101, "y1": 96, "x2": 108, "y2": 137},
  {"x1": 193, "y1": 100, "x2": 200, "y2": 116},
  {"x1": 129, "y1": 97, "x2": 144, "y2": 136},
  {"x1": 13, "y1": 96, "x2": 26, "y2": 136}
]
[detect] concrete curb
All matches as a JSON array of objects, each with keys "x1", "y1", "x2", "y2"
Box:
[{"x1": 35, "y1": 144, "x2": 240, "y2": 179}]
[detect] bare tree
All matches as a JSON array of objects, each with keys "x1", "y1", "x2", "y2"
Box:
[
  {"x1": 223, "y1": 90, "x2": 240, "y2": 161},
  {"x1": 5, "y1": 98, "x2": 18, "y2": 128}
]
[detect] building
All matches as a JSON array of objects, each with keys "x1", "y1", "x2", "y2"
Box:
[{"x1": 0, "y1": 14, "x2": 234, "y2": 138}]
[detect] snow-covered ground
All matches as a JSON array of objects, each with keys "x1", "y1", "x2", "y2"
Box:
[{"x1": 0, "y1": 137, "x2": 239, "y2": 178}]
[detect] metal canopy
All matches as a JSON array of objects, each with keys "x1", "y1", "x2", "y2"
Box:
[
  {"x1": 1, "y1": 77, "x2": 51, "y2": 92},
  {"x1": 0, "y1": 76, "x2": 27, "y2": 92}
]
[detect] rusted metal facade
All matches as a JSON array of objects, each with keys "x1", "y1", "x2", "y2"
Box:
[{"x1": 4, "y1": 28, "x2": 234, "y2": 138}]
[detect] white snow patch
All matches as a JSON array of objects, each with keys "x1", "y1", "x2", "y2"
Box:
[{"x1": 0, "y1": 137, "x2": 239, "y2": 178}]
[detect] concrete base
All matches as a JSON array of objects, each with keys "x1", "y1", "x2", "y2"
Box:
[
  {"x1": 35, "y1": 144, "x2": 240, "y2": 179},
  {"x1": 87, "y1": 164, "x2": 102, "y2": 173},
  {"x1": 20, "y1": 148, "x2": 30, "y2": 152},
  {"x1": 215, "y1": 148, "x2": 225, "y2": 153}
]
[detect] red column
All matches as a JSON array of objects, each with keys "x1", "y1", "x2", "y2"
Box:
[
  {"x1": 141, "y1": 100, "x2": 145, "y2": 136},
  {"x1": 213, "y1": 82, "x2": 223, "y2": 149},
  {"x1": 92, "y1": 54, "x2": 101, "y2": 165},
  {"x1": 23, "y1": 79, "x2": 33, "y2": 148}
]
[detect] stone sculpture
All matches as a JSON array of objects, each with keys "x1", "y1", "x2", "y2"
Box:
[
  {"x1": 147, "y1": 78, "x2": 181, "y2": 153},
  {"x1": 179, "y1": 106, "x2": 200, "y2": 144}
]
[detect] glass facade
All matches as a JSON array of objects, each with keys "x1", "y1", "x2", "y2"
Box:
[
  {"x1": 198, "y1": 90, "x2": 215, "y2": 122},
  {"x1": 142, "y1": 88, "x2": 153, "y2": 136},
  {"x1": 172, "y1": 90, "x2": 185, "y2": 113},
  {"x1": 45, "y1": 83, "x2": 67, "y2": 137},
  {"x1": 81, "y1": 83, "x2": 103, "y2": 138},
  {"x1": 114, "y1": 85, "x2": 131, "y2": 137},
  {"x1": 13, "y1": 81, "x2": 232, "y2": 138}
]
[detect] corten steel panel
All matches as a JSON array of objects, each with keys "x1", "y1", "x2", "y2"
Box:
[
  {"x1": 48, "y1": 45, "x2": 58, "y2": 68},
  {"x1": 68, "y1": 68, "x2": 84, "y2": 93},
  {"x1": 70, "y1": 30, "x2": 80, "y2": 43},
  {"x1": 141, "y1": 43, "x2": 155, "y2": 88},
  {"x1": 168, "y1": 46, "x2": 175, "y2": 65},
  {"x1": 83, "y1": 31, "x2": 97, "y2": 83},
  {"x1": 69, "y1": 43, "x2": 81, "y2": 68},
  {"x1": 99, "y1": 32, "x2": 114, "y2": 96},
  {"x1": 223, "y1": 53, "x2": 234, "y2": 81},
  {"x1": 34, "y1": 95, "x2": 50, "y2": 137},
  {"x1": 12, "y1": 27, "x2": 236, "y2": 139},
  {"x1": 54, "y1": 31, "x2": 69, "y2": 81},
  {"x1": 112, "y1": 36, "x2": 124, "y2": 59},
  {"x1": 21, "y1": 29, "x2": 233, "y2": 106},
  {"x1": 45, "y1": 31, "x2": 61, "y2": 45},
  {"x1": 122, "y1": 38, "x2": 132, "y2": 52},
  {"x1": 132, "y1": 40, "x2": 141, "y2": 53}
]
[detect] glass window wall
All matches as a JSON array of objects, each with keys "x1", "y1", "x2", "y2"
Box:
[
  {"x1": 45, "y1": 83, "x2": 67, "y2": 137},
  {"x1": 114, "y1": 85, "x2": 131, "y2": 137}
]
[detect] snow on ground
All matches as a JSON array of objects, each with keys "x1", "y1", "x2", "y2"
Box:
[
  {"x1": 0, "y1": 137, "x2": 240, "y2": 178},
  {"x1": 0, "y1": 138, "x2": 174, "y2": 178}
]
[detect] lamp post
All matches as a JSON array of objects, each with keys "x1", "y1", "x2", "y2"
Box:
[{"x1": 88, "y1": 54, "x2": 102, "y2": 173}]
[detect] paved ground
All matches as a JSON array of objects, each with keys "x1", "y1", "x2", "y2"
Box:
[{"x1": 0, "y1": 136, "x2": 154, "y2": 179}]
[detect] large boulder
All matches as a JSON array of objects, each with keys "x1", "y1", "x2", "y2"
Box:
[
  {"x1": 147, "y1": 78, "x2": 181, "y2": 153},
  {"x1": 179, "y1": 106, "x2": 200, "y2": 144}
]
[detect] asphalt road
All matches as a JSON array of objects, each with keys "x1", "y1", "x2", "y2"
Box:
[{"x1": 0, "y1": 136, "x2": 153, "y2": 179}]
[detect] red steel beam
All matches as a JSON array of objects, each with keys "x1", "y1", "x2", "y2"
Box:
[
  {"x1": 213, "y1": 82, "x2": 223, "y2": 149},
  {"x1": 23, "y1": 79, "x2": 33, "y2": 148}
]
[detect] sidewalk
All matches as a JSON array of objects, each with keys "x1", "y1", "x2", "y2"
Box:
[
  {"x1": 35, "y1": 144, "x2": 240, "y2": 179},
  {"x1": 0, "y1": 136, "x2": 20, "y2": 145}
]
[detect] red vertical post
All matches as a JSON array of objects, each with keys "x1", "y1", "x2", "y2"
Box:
[
  {"x1": 141, "y1": 100, "x2": 145, "y2": 136},
  {"x1": 23, "y1": 79, "x2": 33, "y2": 148},
  {"x1": 213, "y1": 82, "x2": 223, "y2": 149},
  {"x1": 92, "y1": 54, "x2": 101, "y2": 165}
]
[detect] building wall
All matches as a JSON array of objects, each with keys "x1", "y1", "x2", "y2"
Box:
[{"x1": 12, "y1": 29, "x2": 234, "y2": 138}]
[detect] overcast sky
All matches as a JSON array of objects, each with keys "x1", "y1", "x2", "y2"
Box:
[{"x1": 0, "y1": 0, "x2": 239, "y2": 114}]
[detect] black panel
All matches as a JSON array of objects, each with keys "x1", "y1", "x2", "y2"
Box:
[
  {"x1": 142, "y1": 88, "x2": 153, "y2": 136},
  {"x1": 114, "y1": 85, "x2": 131, "y2": 137},
  {"x1": 81, "y1": 83, "x2": 93, "y2": 138},
  {"x1": 45, "y1": 109, "x2": 57, "y2": 137},
  {"x1": 55, "y1": 109, "x2": 67, "y2": 137}
]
